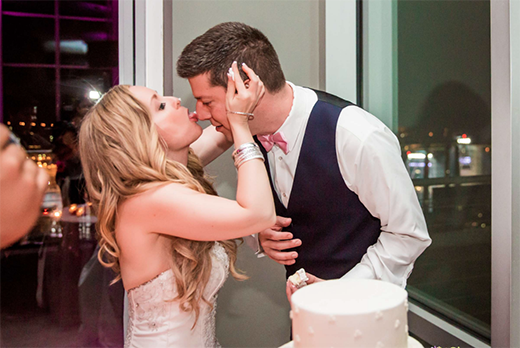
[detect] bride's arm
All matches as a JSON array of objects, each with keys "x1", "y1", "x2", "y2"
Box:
[
  {"x1": 121, "y1": 62, "x2": 275, "y2": 241},
  {"x1": 121, "y1": 182, "x2": 275, "y2": 241}
]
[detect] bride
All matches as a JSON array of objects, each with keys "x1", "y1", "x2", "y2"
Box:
[{"x1": 79, "y1": 62, "x2": 275, "y2": 347}]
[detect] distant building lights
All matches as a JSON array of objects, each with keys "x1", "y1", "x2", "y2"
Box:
[
  {"x1": 428, "y1": 132, "x2": 433, "y2": 137},
  {"x1": 407, "y1": 153, "x2": 426, "y2": 160},
  {"x1": 457, "y1": 137, "x2": 472, "y2": 145},
  {"x1": 459, "y1": 156, "x2": 472, "y2": 165},
  {"x1": 41, "y1": 123, "x2": 46, "y2": 127},
  {"x1": 427, "y1": 153, "x2": 433, "y2": 159}
]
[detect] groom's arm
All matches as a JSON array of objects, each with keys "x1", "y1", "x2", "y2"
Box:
[
  {"x1": 191, "y1": 126, "x2": 232, "y2": 166},
  {"x1": 337, "y1": 106, "x2": 431, "y2": 288}
]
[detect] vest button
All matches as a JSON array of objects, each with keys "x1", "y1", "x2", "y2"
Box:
[{"x1": 278, "y1": 156, "x2": 283, "y2": 161}]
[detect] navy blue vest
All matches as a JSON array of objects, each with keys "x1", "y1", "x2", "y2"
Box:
[{"x1": 256, "y1": 90, "x2": 381, "y2": 280}]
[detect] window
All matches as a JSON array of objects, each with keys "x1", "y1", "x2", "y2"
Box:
[
  {"x1": 363, "y1": 0, "x2": 491, "y2": 342},
  {"x1": 1, "y1": 1, "x2": 122, "y2": 346}
]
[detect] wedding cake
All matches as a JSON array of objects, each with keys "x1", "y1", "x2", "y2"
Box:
[{"x1": 289, "y1": 279, "x2": 413, "y2": 348}]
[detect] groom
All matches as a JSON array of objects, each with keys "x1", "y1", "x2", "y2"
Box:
[{"x1": 180, "y1": 22, "x2": 431, "y2": 286}]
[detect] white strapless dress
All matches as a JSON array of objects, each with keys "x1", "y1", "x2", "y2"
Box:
[{"x1": 125, "y1": 243, "x2": 229, "y2": 348}]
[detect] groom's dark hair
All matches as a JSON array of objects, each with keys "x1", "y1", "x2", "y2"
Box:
[{"x1": 177, "y1": 22, "x2": 286, "y2": 93}]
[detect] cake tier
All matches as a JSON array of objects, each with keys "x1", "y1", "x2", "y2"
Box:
[
  {"x1": 279, "y1": 336, "x2": 423, "y2": 348},
  {"x1": 290, "y1": 279, "x2": 409, "y2": 348}
]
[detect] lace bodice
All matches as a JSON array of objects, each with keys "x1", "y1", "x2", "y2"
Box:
[{"x1": 125, "y1": 242, "x2": 229, "y2": 348}]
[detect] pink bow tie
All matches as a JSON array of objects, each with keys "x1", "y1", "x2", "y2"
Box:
[{"x1": 258, "y1": 132, "x2": 289, "y2": 154}]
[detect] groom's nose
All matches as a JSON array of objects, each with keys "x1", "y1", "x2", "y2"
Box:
[{"x1": 195, "y1": 104, "x2": 212, "y2": 121}]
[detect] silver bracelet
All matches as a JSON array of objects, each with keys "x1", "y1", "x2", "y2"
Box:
[
  {"x1": 235, "y1": 153, "x2": 264, "y2": 168},
  {"x1": 232, "y1": 142, "x2": 264, "y2": 168},
  {"x1": 233, "y1": 145, "x2": 261, "y2": 164},
  {"x1": 229, "y1": 111, "x2": 254, "y2": 120},
  {"x1": 232, "y1": 142, "x2": 258, "y2": 160},
  {"x1": 235, "y1": 148, "x2": 260, "y2": 164}
]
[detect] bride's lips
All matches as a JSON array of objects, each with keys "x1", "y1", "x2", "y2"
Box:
[{"x1": 188, "y1": 111, "x2": 198, "y2": 122}]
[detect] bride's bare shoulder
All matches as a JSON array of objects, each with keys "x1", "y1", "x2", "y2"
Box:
[{"x1": 118, "y1": 182, "x2": 199, "y2": 220}]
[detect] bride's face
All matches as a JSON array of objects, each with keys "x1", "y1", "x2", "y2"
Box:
[{"x1": 130, "y1": 86, "x2": 202, "y2": 154}]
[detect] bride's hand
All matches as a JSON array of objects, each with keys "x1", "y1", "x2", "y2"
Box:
[{"x1": 225, "y1": 61, "x2": 265, "y2": 126}]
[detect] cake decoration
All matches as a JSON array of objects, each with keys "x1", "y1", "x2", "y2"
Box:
[{"x1": 288, "y1": 268, "x2": 309, "y2": 289}]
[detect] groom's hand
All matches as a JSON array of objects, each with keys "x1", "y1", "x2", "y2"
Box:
[
  {"x1": 258, "y1": 216, "x2": 301, "y2": 265},
  {"x1": 286, "y1": 272, "x2": 324, "y2": 303}
]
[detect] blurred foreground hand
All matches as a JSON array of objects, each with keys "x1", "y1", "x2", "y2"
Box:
[{"x1": 0, "y1": 124, "x2": 49, "y2": 248}]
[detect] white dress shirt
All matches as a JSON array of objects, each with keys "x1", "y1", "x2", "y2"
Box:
[{"x1": 262, "y1": 82, "x2": 431, "y2": 287}]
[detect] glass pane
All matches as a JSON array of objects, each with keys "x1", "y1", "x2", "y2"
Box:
[
  {"x1": 363, "y1": 0, "x2": 491, "y2": 340},
  {"x1": 59, "y1": 19, "x2": 118, "y2": 67},
  {"x1": 2, "y1": 15, "x2": 55, "y2": 65},
  {"x1": 60, "y1": 68, "x2": 116, "y2": 124},
  {"x1": 4, "y1": 67, "x2": 55, "y2": 150},
  {"x1": 59, "y1": 0, "x2": 116, "y2": 19},
  {"x1": 2, "y1": 0, "x2": 55, "y2": 15}
]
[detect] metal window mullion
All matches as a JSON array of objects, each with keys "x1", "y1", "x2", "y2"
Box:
[
  {"x1": 491, "y1": 0, "x2": 512, "y2": 347},
  {"x1": 119, "y1": 0, "x2": 135, "y2": 85},
  {"x1": 134, "y1": 0, "x2": 146, "y2": 87},
  {"x1": 55, "y1": 0, "x2": 60, "y2": 121}
]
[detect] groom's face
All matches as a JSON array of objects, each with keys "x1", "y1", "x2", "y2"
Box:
[{"x1": 188, "y1": 73, "x2": 231, "y2": 140}]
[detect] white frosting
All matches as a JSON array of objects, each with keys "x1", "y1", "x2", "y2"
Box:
[{"x1": 291, "y1": 279, "x2": 409, "y2": 348}]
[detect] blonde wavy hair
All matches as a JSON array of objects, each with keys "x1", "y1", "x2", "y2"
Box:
[{"x1": 79, "y1": 85, "x2": 246, "y2": 326}]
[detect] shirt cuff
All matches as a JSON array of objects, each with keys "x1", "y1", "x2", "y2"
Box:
[
  {"x1": 340, "y1": 263, "x2": 376, "y2": 281},
  {"x1": 243, "y1": 234, "x2": 266, "y2": 258},
  {"x1": 341, "y1": 262, "x2": 409, "y2": 288}
]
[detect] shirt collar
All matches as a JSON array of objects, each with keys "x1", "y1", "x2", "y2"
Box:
[{"x1": 273, "y1": 82, "x2": 318, "y2": 154}]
